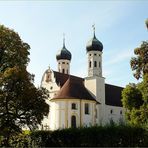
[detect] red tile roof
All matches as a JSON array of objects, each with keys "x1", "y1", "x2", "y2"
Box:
[
  {"x1": 53, "y1": 75, "x2": 96, "y2": 101},
  {"x1": 52, "y1": 71, "x2": 123, "y2": 106},
  {"x1": 53, "y1": 71, "x2": 75, "y2": 87}
]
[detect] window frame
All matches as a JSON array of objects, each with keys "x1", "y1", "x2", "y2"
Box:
[
  {"x1": 94, "y1": 61, "x2": 97, "y2": 67},
  {"x1": 85, "y1": 103, "x2": 90, "y2": 115},
  {"x1": 71, "y1": 103, "x2": 77, "y2": 110},
  {"x1": 89, "y1": 61, "x2": 91, "y2": 68},
  {"x1": 110, "y1": 109, "x2": 113, "y2": 114}
]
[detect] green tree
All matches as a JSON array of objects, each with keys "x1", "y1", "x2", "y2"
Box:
[
  {"x1": 122, "y1": 20, "x2": 148, "y2": 127},
  {"x1": 0, "y1": 24, "x2": 49, "y2": 146},
  {"x1": 130, "y1": 41, "x2": 148, "y2": 80},
  {"x1": 121, "y1": 84, "x2": 147, "y2": 126},
  {"x1": 122, "y1": 84, "x2": 143, "y2": 111}
]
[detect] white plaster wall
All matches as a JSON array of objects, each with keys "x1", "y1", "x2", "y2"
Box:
[
  {"x1": 103, "y1": 105, "x2": 125, "y2": 124},
  {"x1": 80, "y1": 101, "x2": 93, "y2": 127},
  {"x1": 87, "y1": 51, "x2": 102, "y2": 77},
  {"x1": 58, "y1": 59, "x2": 70, "y2": 74},
  {"x1": 41, "y1": 70, "x2": 60, "y2": 99},
  {"x1": 85, "y1": 76, "x2": 105, "y2": 124},
  {"x1": 41, "y1": 100, "x2": 51, "y2": 130},
  {"x1": 85, "y1": 76, "x2": 105, "y2": 104},
  {"x1": 48, "y1": 99, "x2": 96, "y2": 130},
  {"x1": 67, "y1": 100, "x2": 80, "y2": 128},
  {"x1": 50, "y1": 102, "x2": 58, "y2": 130}
]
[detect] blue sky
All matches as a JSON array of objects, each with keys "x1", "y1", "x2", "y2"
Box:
[{"x1": 0, "y1": 0, "x2": 147, "y2": 87}]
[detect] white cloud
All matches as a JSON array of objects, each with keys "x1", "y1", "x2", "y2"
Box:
[{"x1": 104, "y1": 47, "x2": 134, "y2": 67}]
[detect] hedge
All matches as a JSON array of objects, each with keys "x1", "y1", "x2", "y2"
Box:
[
  {"x1": 31, "y1": 125, "x2": 148, "y2": 147},
  {"x1": 1, "y1": 125, "x2": 148, "y2": 147}
]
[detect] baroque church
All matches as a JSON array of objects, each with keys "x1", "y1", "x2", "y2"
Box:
[{"x1": 41, "y1": 28, "x2": 125, "y2": 130}]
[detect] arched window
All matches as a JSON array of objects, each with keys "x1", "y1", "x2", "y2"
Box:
[
  {"x1": 99, "y1": 62, "x2": 101, "y2": 68},
  {"x1": 89, "y1": 61, "x2": 91, "y2": 68},
  {"x1": 120, "y1": 110, "x2": 122, "y2": 115},
  {"x1": 85, "y1": 103, "x2": 90, "y2": 114},
  {"x1": 71, "y1": 115, "x2": 76, "y2": 128},
  {"x1": 94, "y1": 61, "x2": 97, "y2": 67},
  {"x1": 62, "y1": 69, "x2": 65, "y2": 73},
  {"x1": 95, "y1": 108, "x2": 97, "y2": 118},
  {"x1": 67, "y1": 69, "x2": 68, "y2": 74},
  {"x1": 110, "y1": 109, "x2": 113, "y2": 114}
]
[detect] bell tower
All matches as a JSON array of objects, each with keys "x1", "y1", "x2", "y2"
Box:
[
  {"x1": 56, "y1": 34, "x2": 72, "y2": 74},
  {"x1": 86, "y1": 25, "x2": 103, "y2": 77},
  {"x1": 85, "y1": 26, "x2": 105, "y2": 124}
]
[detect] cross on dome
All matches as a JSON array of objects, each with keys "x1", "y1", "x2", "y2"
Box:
[
  {"x1": 92, "y1": 24, "x2": 96, "y2": 38},
  {"x1": 63, "y1": 33, "x2": 65, "y2": 48}
]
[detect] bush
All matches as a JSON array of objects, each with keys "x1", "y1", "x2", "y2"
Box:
[
  {"x1": 3, "y1": 125, "x2": 148, "y2": 147},
  {"x1": 29, "y1": 125, "x2": 148, "y2": 147}
]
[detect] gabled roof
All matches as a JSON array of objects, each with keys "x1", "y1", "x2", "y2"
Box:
[
  {"x1": 53, "y1": 76, "x2": 96, "y2": 101},
  {"x1": 52, "y1": 71, "x2": 123, "y2": 106},
  {"x1": 105, "y1": 84, "x2": 123, "y2": 107},
  {"x1": 53, "y1": 71, "x2": 75, "y2": 87}
]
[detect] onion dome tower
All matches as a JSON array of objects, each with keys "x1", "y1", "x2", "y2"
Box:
[
  {"x1": 86, "y1": 25, "x2": 103, "y2": 77},
  {"x1": 56, "y1": 35, "x2": 72, "y2": 74}
]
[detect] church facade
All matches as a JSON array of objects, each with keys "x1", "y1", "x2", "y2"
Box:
[{"x1": 41, "y1": 29, "x2": 125, "y2": 130}]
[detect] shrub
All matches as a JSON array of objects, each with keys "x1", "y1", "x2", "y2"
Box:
[{"x1": 4, "y1": 125, "x2": 148, "y2": 147}]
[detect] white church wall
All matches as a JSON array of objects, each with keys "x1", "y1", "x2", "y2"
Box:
[
  {"x1": 87, "y1": 51, "x2": 102, "y2": 77},
  {"x1": 85, "y1": 77, "x2": 105, "y2": 104},
  {"x1": 85, "y1": 78, "x2": 96, "y2": 97},
  {"x1": 47, "y1": 99, "x2": 97, "y2": 130},
  {"x1": 103, "y1": 105, "x2": 125, "y2": 124},
  {"x1": 81, "y1": 100, "x2": 96, "y2": 127},
  {"x1": 85, "y1": 77, "x2": 105, "y2": 125},
  {"x1": 41, "y1": 72, "x2": 60, "y2": 99},
  {"x1": 67, "y1": 100, "x2": 80, "y2": 128},
  {"x1": 57, "y1": 59, "x2": 70, "y2": 74}
]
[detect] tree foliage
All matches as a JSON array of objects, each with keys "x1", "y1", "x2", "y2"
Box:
[
  {"x1": 130, "y1": 41, "x2": 148, "y2": 80},
  {"x1": 0, "y1": 24, "x2": 49, "y2": 145},
  {"x1": 122, "y1": 84, "x2": 143, "y2": 110},
  {"x1": 122, "y1": 25, "x2": 148, "y2": 127},
  {"x1": 7, "y1": 126, "x2": 148, "y2": 147}
]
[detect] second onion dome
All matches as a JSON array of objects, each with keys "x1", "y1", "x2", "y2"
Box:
[
  {"x1": 86, "y1": 26, "x2": 103, "y2": 52},
  {"x1": 56, "y1": 36, "x2": 72, "y2": 61}
]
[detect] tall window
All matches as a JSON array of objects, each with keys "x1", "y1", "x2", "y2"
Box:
[
  {"x1": 110, "y1": 109, "x2": 113, "y2": 114},
  {"x1": 62, "y1": 69, "x2": 65, "y2": 73},
  {"x1": 95, "y1": 108, "x2": 97, "y2": 118},
  {"x1": 94, "y1": 61, "x2": 97, "y2": 67},
  {"x1": 71, "y1": 103, "x2": 77, "y2": 110},
  {"x1": 89, "y1": 61, "x2": 91, "y2": 68},
  {"x1": 85, "y1": 103, "x2": 90, "y2": 114},
  {"x1": 120, "y1": 110, "x2": 122, "y2": 115},
  {"x1": 71, "y1": 115, "x2": 76, "y2": 128},
  {"x1": 99, "y1": 62, "x2": 101, "y2": 68}
]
